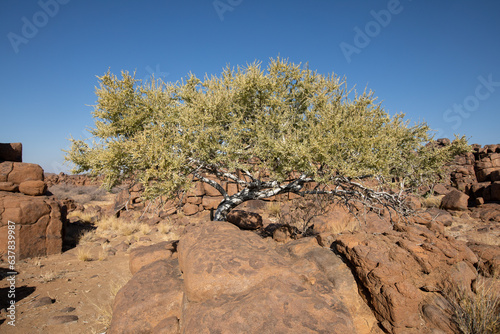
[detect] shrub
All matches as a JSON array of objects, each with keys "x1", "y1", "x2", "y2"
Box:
[{"x1": 445, "y1": 278, "x2": 500, "y2": 334}]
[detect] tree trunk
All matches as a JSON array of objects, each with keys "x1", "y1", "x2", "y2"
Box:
[{"x1": 213, "y1": 198, "x2": 240, "y2": 221}]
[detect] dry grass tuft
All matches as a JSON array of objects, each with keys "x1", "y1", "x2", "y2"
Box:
[
  {"x1": 88, "y1": 276, "x2": 129, "y2": 329},
  {"x1": 327, "y1": 215, "x2": 360, "y2": 235},
  {"x1": 68, "y1": 210, "x2": 96, "y2": 223},
  {"x1": 421, "y1": 195, "x2": 444, "y2": 209},
  {"x1": 267, "y1": 202, "x2": 282, "y2": 217},
  {"x1": 39, "y1": 270, "x2": 61, "y2": 283},
  {"x1": 79, "y1": 229, "x2": 97, "y2": 243},
  {"x1": 77, "y1": 247, "x2": 93, "y2": 261},
  {"x1": 445, "y1": 277, "x2": 500, "y2": 334}
]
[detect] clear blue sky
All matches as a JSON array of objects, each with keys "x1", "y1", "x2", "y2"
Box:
[{"x1": 1, "y1": 0, "x2": 499, "y2": 173}]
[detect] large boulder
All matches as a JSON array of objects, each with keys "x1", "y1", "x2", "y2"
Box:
[
  {"x1": 0, "y1": 192, "x2": 65, "y2": 260},
  {"x1": 19, "y1": 180, "x2": 47, "y2": 196},
  {"x1": 440, "y1": 189, "x2": 469, "y2": 211},
  {"x1": 177, "y1": 222, "x2": 357, "y2": 333},
  {"x1": 111, "y1": 221, "x2": 378, "y2": 334},
  {"x1": 129, "y1": 241, "x2": 177, "y2": 275},
  {"x1": 226, "y1": 209, "x2": 263, "y2": 230},
  {"x1": 335, "y1": 221, "x2": 478, "y2": 333},
  {"x1": 0, "y1": 142, "x2": 22, "y2": 162},
  {"x1": 109, "y1": 259, "x2": 183, "y2": 334}
]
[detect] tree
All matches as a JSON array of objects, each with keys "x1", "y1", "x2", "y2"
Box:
[{"x1": 65, "y1": 58, "x2": 469, "y2": 221}]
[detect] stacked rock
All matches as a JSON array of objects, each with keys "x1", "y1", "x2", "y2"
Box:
[
  {"x1": 0, "y1": 142, "x2": 47, "y2": 196},
  {"x1": 0, "y1": 143, "x2": 64, "y2": 260}
]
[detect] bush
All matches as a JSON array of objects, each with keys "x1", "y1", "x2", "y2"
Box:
[{"x1": 445, "y1": 278, "x2": 500, "y2": 334}]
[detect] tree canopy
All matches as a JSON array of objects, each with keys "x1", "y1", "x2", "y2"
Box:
[{"x1": 65, "y1": 58, "x2": 469, "y2": 220}]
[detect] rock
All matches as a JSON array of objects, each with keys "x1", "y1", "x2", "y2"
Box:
[
  {"x1": 109, "y1": 259, "x2": 183, "y2": 334},
  {"x1": 201, "y1": 196, "x2": 222, "y2": 210},
  {"x1": 334, "y1": 221, "x2": 478, "y2": 333},
  {"x1": 0, "y1": 142, "x2": 22, "y2": 162},
  {"x1": 182, "y1": 202, "x2": 199, "y2": 216},
  {"x1": 60, "y1": 306, "x2": 76, "y2": 313},
  {"x1": 7, "y1": 162, "x2": 44, "y2": 184},
  {"x1": 178, "y1": 222, "x2": 356, "y2": 333},
  {"x1": 152, "y1": 316, "x2": 180, "y2": 334},
  {"x1": 114, "y1": 241, "x2": 130, "y2": 252},
  {"x1": 0, "y1": 181, "x2": 18, "y2": 192},
  {"x1": 113, "y1": 188, "x2": 130, "y2": 214},
  {"x1": 0, "y1": 192, "x2": 65, "y2": 260},
  {"x1": 226, "y1": 210, "x2": 263, "y2": 230},
  {"x1": 47, "y1": 315, "x2": 78, "y2": 325},
  {"x1": 32, "y1": 296, "x2": 54, "y2": 308},
  {"x1": 202, "y1": 181, "x2": 222, "y2": 197},
  {"x1": 178, "y1": 222, "x2": 295, "y2": 302},
  {"x1": 437, "y1": 138, "x2": 451, "y2": 146},
  {"x1": 187, "y1": 181, "x2": 205, "y2": 197},
  {"x1": 182, "y1": 278, "x2": 355, "y2": 334},
  {"x1": 467, "y1": 242, "x2": 500, "y2": 277},
  {"x1": 491, "y1": 181, "x2": 500, "y2": 201},
  {"x1": 19, "y1": 180, "x2": 47, "y2": 196},
  {"x1": 441, "y1": 189, "x2": 469, "y2": 211},
  {"x1": 282, "y1": 238, "x2": 380, "y2": 334},
  {"x1": 433, "y1": 183, "x2": 450, "y2": 195},
  {"x1": 129, "y1": 241, "x2": 177, "y2": 275}
]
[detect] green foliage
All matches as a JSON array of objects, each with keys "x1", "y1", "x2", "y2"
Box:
[{"x1": 65, "y1": 58, "x2": 469, "y2": 201}]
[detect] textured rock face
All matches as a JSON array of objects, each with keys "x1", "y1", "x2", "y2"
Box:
[
  {"x1": 0, "y1": 192, "x2": 64, "y2": 260},
  {"x1": 335, "y1": 222, "x2": 478, "y2": 334},
  {"x1": 19, "y1": 180, "x2": 47, "y2": 196},
  {"x1": 440, "y1": 189, "x2": 469, "y2": 211},
  {"x1": 109, "y1": 259, "x2": 183, "y2": 334},
  {"x1": 226, "y1": 209, "x2": 263, "y2": 230},
  {"x1": 0, "y1": 142, "x2": 22, "y2": 162},
  {"x1": 110, "y1": 221, "x2": 380, "y2": 334},
  {"x1": 129, "y1": 241, "x2": 177, "y2": 275}
]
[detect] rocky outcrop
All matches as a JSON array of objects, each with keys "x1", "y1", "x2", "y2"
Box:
[
  {"x1": 0, "y1": 161, "x2": 46, "y2": 196},
  {"x1": 335, "y1": 220, "x2": 478, "y2": 334},
  {"x1": 0, "y1": 143, "x2": 65, "y2": 260},
  {"x1": 110, "y1": 221, "x2": 380, "y2": 334},
  {"x1": 44, "y1": 172, "x2": 103, "y2": 187},
  {"x1": 446, "y1": 143, "x2": 500, "y2": 205},
  {"x1": 440, "y1": 189, "x2": 469, "y2": 211},
  {"x1": 0, "y1": 192, "x2": 65, "y2": 260}
]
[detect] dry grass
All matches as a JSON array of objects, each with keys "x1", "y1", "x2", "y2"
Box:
[
  {"x1": 421, "y1": 195, "x2": 444, "y2": 209},
  {"x1": 77, "y1": 247, "x2": 93, "y2": 261},
  {"x1": 68, "y1": 210, "x2": 96, "y2": 223},
  {"x1": 88, "y1": 276, "x2": 129, "y2": 329},
  {"x1": 445, "y1": 277, "x2": 500, "y2": 334},
  {"x1": 267, "y1": 201, "x2": 282, "y2": 217},
  {"x1": 327, "y1": 215, "x2": 360, "y2": 235},
  {"x1": 79, "y1": 229, "x2": 97, "y2": 243},
  {"x1": 49, "y1": 184, "x2": 110, "y2": 204},
  {"x1": 39, "y1": 270, "x2": 61, "y2": 283}
]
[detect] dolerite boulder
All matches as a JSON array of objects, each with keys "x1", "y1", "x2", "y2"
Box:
[
  {"x1": 226, "y1": 209, "x2": 263, "y2": 229},
  {"x1": 110, "y1": 221, "x2": 376, "y2": 334},
  {"x1": 0, "y1": 142, "x2": 22, "y2": 162},
  {"x1": 109, "y1": 259, "x2": 184, "y2": 334},
  {"x1": 440, "y1": 189, "x2": 469, "y2": 211},
  {"x1": 0, "y1": 192, "x2": 65, "y2": 259},
  {"x1": 335, "y1": 221, "x2": 478, "y2": 334},
  {"x1": 19, "y1": 180, "x2": 47, "y2": 196},
  {"x1": 0, "y1": 161, "x2": 44, "y2": 184}
]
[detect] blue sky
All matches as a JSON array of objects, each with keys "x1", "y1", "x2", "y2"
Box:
[{"x1": 1, "y1": 0, "x2": 499, "y2": 173}]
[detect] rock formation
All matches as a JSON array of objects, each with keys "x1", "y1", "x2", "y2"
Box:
[{"x1": 0, "y1": 143, "x2": 65, "y2": 260}]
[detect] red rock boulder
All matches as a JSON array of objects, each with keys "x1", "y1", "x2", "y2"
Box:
[
  {"x1": 440, "y1": 189, "x2": 469, "y2": 211},
  {"x1": 0, "y1": 192, "x2": 65, "y2": 260}
]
